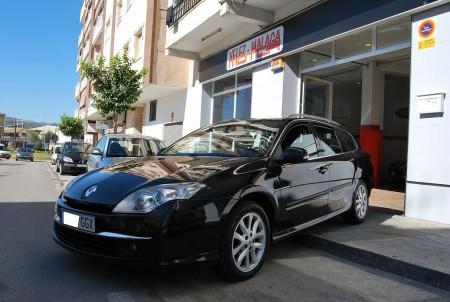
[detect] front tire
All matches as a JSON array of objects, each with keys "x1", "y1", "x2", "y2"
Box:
[
  {"x1": 59, "y1": 163, "x2": 65, "y2": 175},
  {"x1": 219, "y1": 202, "x2": 270, "y2": 281},
  {"x1": 343, "y1": 180, "x2": 369, "y2": 224}
]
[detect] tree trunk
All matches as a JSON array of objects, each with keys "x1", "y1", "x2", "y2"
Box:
[{"x1": 113, "y1": 110, "x2": 118, "y2": 134}]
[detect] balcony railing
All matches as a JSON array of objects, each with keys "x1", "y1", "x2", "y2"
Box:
[
  {"x1": 166, "y1": 0, "x2": 202, "y2": 27},
  {"x1": 93, "y1": 16, "x2": 103, "y2": 41}
]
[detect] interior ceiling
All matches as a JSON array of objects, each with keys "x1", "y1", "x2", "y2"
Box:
[{"x1": 306, "y1": 48, "x2": 411, "y2": 83}]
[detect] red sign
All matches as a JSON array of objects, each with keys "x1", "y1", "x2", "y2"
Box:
[
  {"x1": 418, "y1": 19, "x2": 435, "y2": 39},
  {"x1": 227, "y1": 26, "x2": 284, "y2": 70}
]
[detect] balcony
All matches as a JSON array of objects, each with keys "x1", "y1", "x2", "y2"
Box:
[
  {"x1": 165, "y1": 0, "x2": 321, "y2": 59},
  {"x1": 80, "y1": 77, "x2": 88, "y2": 92},
  {"x1": 93, "y1": 15, "x2": 103, "y2": 42},
  {"x1": 75, "y1": 81, "x2": 81, "y2": 99}
]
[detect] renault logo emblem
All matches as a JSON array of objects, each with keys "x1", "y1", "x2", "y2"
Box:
[{"x1": 83, "y1": 185, "x2": 98, "y2": 198}]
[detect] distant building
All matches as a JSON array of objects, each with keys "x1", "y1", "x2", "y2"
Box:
[
  {"x1": 29, "y1": 125, "x2": 71, "y2": 144},
  {"x1": 75, "y1": 0, "x2": 190, "y2": 146}
]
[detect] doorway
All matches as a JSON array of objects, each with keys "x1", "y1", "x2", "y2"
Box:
[{"x1": 302, "y1": 76, "x2": 333, "y2": 119}]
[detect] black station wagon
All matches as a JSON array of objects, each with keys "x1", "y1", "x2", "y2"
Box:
[{"x1": 52, "y1": 115, "x2": 373, "y2": 281}]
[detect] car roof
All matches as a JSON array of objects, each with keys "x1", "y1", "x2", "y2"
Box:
[
  {"x1": 103, "y1": 134, "x2": 161, "y2": 141},
  {"x1": 213, "y1": 114, "x2": 341, "y2": 127}
]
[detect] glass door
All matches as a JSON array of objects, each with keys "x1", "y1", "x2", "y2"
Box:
[{"x1": 302, "y1": 76, "x2": 333, "y2": 119}]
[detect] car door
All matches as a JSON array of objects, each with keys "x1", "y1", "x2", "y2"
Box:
[
  {"x1": 313, "y1": 124, "x2": 357, "y2": 212},
  {"x1": 277, "y1": 123, "x2": 331, "y2": 227}
]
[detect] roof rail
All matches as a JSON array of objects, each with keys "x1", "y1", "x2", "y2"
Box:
[{"x1": 287, "y1": 114, "x2": 341, "y2": 126}]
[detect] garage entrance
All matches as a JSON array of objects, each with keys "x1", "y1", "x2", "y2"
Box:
[{"x1": 298, "y1": 17, "x2": 411, "y2": 211}]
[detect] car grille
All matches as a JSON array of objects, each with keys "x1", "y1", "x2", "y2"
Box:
[
  {"x1": 64, "y1": 196, "x2": 113, "y2": 214},
  {"x1": 54, "y1": 223, "x2": 153, "y2": 259}
]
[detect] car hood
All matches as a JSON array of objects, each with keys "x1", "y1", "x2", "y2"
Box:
[
  {"x1": 63, "y1": 152, "x2": 88, "y2": 161},
  {"x1": 64, "y1": 155, "x2": 257, "y2": 206}
]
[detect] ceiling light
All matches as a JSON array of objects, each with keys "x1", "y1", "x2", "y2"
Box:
[
  {"x1": 312, "y1": 58, "x2": 319, "y2": 62},
  {"x1": 364, "y1": 42, "x2": 372, "y2": 47}
]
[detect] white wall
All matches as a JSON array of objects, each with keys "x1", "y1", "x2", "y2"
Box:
[
  {"x1": 251, "y1": 63, "x2": 284, "y2": 118},
  {"x1": 142, "y1": 90, "x2": 187, "y2": 139},
  {"x1": 406, "y1": 4, "x2": 450, "y2": 224}
]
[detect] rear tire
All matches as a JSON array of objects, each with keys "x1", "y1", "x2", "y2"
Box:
[
  {"x1": 343, "y1": 180, "x2": 369, "y2": 224},
  {"x1": 218, "y1": 201, "x2": 270, "y2": 281}
]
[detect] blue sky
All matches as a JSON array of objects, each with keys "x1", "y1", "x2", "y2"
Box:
[{"x1": 0, "y1": 1, "x2": 82, "y2": 124}]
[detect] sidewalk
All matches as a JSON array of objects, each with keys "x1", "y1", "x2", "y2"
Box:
[{"x1": 303, "y1": 207, "x2": 450, "y2": 291}]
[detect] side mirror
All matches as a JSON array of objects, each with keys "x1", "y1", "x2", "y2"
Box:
[
  {"x1": 91, "y1": 148, "x2": 103, "y2": 156},
  {"x1": 279, "y1": 147, "x2": 307, "y2": 164}
]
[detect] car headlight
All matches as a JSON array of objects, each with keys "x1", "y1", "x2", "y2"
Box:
[
  {"x1": 112, "y1": 182, "x2": 206, "y2": 214},
  {"x1": 63, "y1": 156, "x2": 73, "y2": 163}
]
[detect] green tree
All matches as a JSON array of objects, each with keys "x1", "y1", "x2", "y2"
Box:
[
  {"x1": 59, "y1": 115, "x2": 84, "y2": 140},
  {"x1": 44, "y1": 131, "x2": 58, "y2": 143},
  {"x1": 28, "y1": 130, "x2": 42, "y2": 150},
  {"x1": 80, "y1": 54, "x2": 147, "y2": 133}
]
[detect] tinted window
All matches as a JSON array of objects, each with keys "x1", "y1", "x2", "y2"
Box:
[
  {"x1": 336, "y1": 130, "x2": 357, "y2": 152},
  {"x1": 281, "y1": 124, "x2": 319, "y2": 159},
  {"x1": 314, "y1": 125, "x2": 343, "y2": 156}
]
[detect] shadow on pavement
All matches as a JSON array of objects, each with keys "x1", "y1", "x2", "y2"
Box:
[{"x1": 0, "y1": 202, "x2": 448, "y2": 302}]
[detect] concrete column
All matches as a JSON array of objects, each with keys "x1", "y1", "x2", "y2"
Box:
[{"x1": 360, "y1": 61, "x2": 385, "y2": 185}]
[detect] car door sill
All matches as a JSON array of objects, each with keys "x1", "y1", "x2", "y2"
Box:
[{"x1": 272, "y1": 206, "x2": 350, "y2": 241}]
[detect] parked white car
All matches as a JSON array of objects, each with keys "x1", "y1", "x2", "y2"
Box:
[
  {"x1": 0, "y1": 144, "x2": 11, "y2": 159},
  {"x1": 50, "y1": 144, "x2": 61, "y2": 165}
]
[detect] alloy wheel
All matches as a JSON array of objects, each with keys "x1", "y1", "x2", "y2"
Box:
[
  {"x1": 355, "y1": 184, "x2": 368, "y2": 219},
  {"x1": 232, "y1": 212, "x2": 266, "y2": 273}
]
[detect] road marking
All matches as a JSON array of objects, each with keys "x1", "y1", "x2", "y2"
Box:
[{"x1": 107, "y1": 291, "x2": 136, "y2": 302}]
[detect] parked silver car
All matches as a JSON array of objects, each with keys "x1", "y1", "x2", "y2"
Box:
[{"x1": 87, "y1": 134, "x2": 164, "y2": 171}]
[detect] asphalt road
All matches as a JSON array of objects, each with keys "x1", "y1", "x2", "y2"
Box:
[{"x1": 1, "y1": 160, "x2": 449, "y2": 302}]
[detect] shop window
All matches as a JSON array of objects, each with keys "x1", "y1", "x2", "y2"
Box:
[
  {"x1": 212, "y1": 70, "x2": 252, "y2": 123},
  {"x1": 149, "y1": 100, "x2": 157, "y2": 122},
  {"x1": 377, "y1": 18, "x2": 411, "y2": 49},
  {"x1": 301, "y1": 43, "x2": 332, "y2": 69},
  {"x1": 335, "y1": 29, "x2": 372, "y2": 59}
]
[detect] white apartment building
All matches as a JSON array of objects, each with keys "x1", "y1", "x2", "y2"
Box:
[
  {"x1": 75, "y1": 0, "x2": 190, "y2": 146},
  {"x1": 163, "y1": 0, "x2": 450, "y2": 225}
]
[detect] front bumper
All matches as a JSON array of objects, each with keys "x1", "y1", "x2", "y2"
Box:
[
  {"x1": 52, "y1": 198, "x2": 164, "y2": 260},
  {"x1": 62, "y1": 163, "x2": 87, "y2": 171}
]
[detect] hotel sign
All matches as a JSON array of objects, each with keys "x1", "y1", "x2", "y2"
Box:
[{"x1": 226, "y1": 26, "x2": 284, "y2": 70}]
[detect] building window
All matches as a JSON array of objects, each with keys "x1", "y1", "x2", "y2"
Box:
[
  {"x1": 149, "y1": 100, "x2": 157, "y2": 122},
  {"x1": 123, "y1": 42, "x2": 129, "y2": 55},
  {"x1": 134, "y1": 29, "x2": 143, "y2": 60},
  {"x1": 105, "y1": 19, "x2": 111, "y2": 42},
  {"x1": 212, "y1": 69, "x2": 252, "y2": 123},
  {"x1": 116, "y1": 0, "x2": 123, "y2": 25}
]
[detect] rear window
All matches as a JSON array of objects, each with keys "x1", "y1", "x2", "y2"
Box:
[
  {"x1": 336, "y1": 130, "x2": 358, "y2": 152},
  {"x1": 314, "y1": 125, "x2": 343, "y2": 156}
]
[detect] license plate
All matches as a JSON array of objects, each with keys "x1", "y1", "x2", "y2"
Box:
[
  {"x1": 62, "y1": 211, "x2": 95, "y2": 232},
  {"x1": 76, "y1": 164, "x2": 87, "y2": 168}
]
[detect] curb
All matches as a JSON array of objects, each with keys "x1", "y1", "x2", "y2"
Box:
[
  {"x1": 47, "y1": 161, "x2": 66, "y2": 191},
  {"x1": 304, "y1": 235, "x2": 450, "y2": 292}
]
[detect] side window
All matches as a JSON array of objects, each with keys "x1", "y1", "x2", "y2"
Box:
[
  {"x1": 281, "y1": 124, "x2": 319, "y2": 159},
  {"x1": 96, "y1": 136, "x2": 107, "y2": 152},
  {"x1": 314, "y1": 125, "x2": 343, "y2": 156},
  {"x1": 336, "y1": 130, "x2": 358, "y2": 152}
]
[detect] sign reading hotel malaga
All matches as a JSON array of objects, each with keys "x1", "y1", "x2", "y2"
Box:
[{"x1": 226, "y1": 26, "x2": 284, "y2": 70}]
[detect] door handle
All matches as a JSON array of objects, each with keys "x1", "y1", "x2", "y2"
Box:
[{"x1": 311, "y1": 163, "x2": 331, "y2": 174}]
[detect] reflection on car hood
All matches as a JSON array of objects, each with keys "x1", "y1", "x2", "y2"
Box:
[{"x1": 64, "y1": 156, "x2": 254, "y2": 205}]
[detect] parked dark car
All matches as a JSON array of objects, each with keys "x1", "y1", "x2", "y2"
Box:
[
  {"x1": 52, "y1": 116, "x2": 373, "y2": 281},
  {"x1": 87, "y1": 134, "x2": 164, "y2": 171},
  {"x1": 56, "y1": 142, "x2": 91, "y2": 175},
  {"x1": 16, "y1": 148, "x2": 33, "y2": 161}
]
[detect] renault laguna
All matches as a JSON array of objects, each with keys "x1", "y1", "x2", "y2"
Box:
[{"x1": 52, "y1": 115, "x2": 372, "y2": 281}]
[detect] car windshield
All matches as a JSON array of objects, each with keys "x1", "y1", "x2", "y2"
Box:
[
  {"x1": 63, "y1": 143, "x2": 89, "y2": 153},
  {"x1": 19, "y1": 148, "x2": 31, "y2": 153},
  {"x1": 162, "y1": 121, "x2": 282, "y2": 157},
  {"x1": 106, "y1": 137, "x2": 162, "y2": 157}
]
